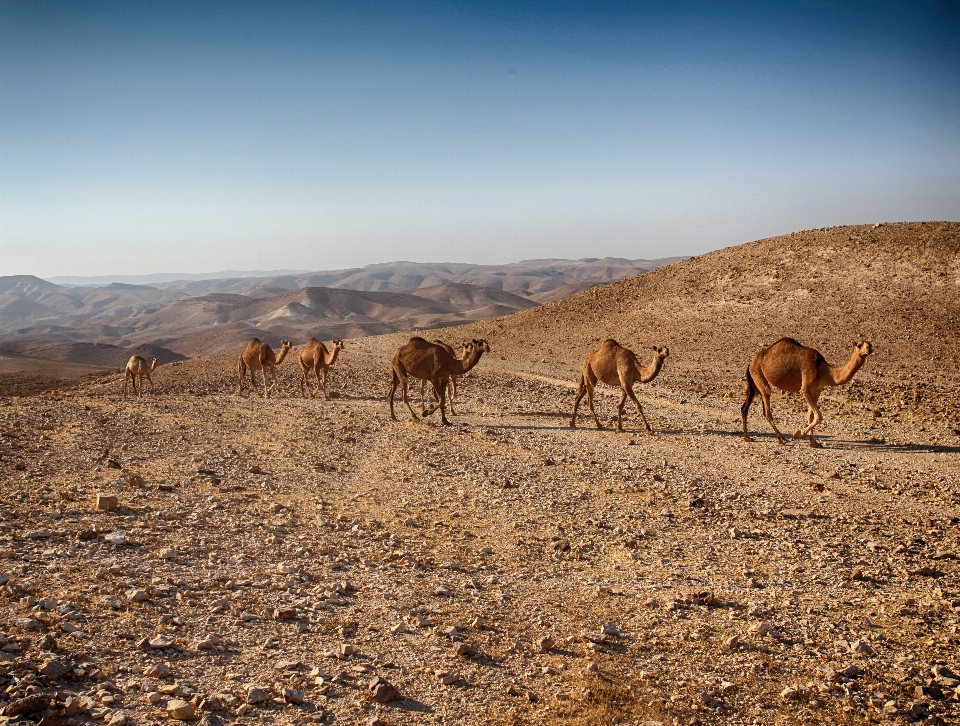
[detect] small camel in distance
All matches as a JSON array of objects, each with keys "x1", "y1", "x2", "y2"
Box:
[
  {"x1": 419, "y1": 339, "x2": 461, "y2": 414},
  {"x1": 389, "y1": 337, "x2": 490, "y2": 426},
  {"x1": 237, "y1": 338, "x2": 292, "y2": 399},
  {"x1": 571, "y1": 340, "x2": 670, "y2": 432},
  {"x1": 123, "y1": 356, "x2": 158, "y2": 397},
  {"x1": 742, "y1": 337, "x2": 873, "y2": 448},
  {"x1": 298, "y1": 338, "x2": 344, "y2": 399}
]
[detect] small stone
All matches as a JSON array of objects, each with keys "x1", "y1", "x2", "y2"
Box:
[
  {"x1": 339, "y1": 643, "x2": 356, "y2": 656},
  {"x1": 368, "y1": 676, "x2": 402, "y2": 702},
  {"x1": 240, "y1": 611, "x2": 259, "y2": 621},
  {"x1": 537, "y1": 636, "x2": 554, "y2": 653},
  {"x1": 145, "y1": 663, "x2": 172, "y2": 677},
  {"x1": 158, "y1": 548, "x2": 177, "y2": 560},
  {"x1": 148, "y1": 635, "x2": 176, "y2": 649},
  {"x1": 146, "y1": 692, "x2": 162, "y2": 704},
  {"x1": 435, "y1": 669, "x2": 460, "y2": 685},
  {"x1": 249, "y1": 465, "x2": 262, "y2": 474},
  {"x1": 107, "y1": 711, "x2": 128, "y2": 726},
  {"x1": 849, "y1": 568, "x2": 864, "y2": 581},
  {"x1": 277, "y1": 563, "x2": 297, "y2": 574},
  {"x1": 104, "y1": 531, "x2": 126, "y2": 545},
  {"x1": 748, "y1": 621, "x2": 772, "y2": 636},
  {"x1": 38, "y1": 659, "x2": 71, "y2": 678},
  {"x1": 199, "y1": 714, "x2": 223, "y2": 726},
  {"x1": 167, "y1": 699, "x2": 196, "y2": 720},
  {"x1": 454, "y1": 642, "x2": 477, "y2": 656},
  {"x1": 126, "y1": 588, "x2": 149, "y2": 602},
  {"x1": 839, "y1": 665, "x2": 860, "y2": 678},
  {"x1": 586, "y1": 661, "x2": 599, "y2": 672},
  {"x1": 95, "y1": 493, "x2": 119, "y2": 511},
  {"x1": 236, "y1": 704, "x2": 253, "y2": 716},
  {"x1": 282, "y1": 688, "x2": 305, "y2": 704},
  {"x1": 780, "y1": 686, "x2": 799, "y2": 700},
  {"x1": 600, "y1": 623, "x2": 621, "y2": 636},
  {"x1": 245, "y1": 686, "x2": 270, "y2": 704},
  {"x1": 723, "y1": 634, "x2": 741, "y2": 650},
  {"x1": 470, "y1": 616, "x2": 486, "y2": 628},
  {"x1": 5, "y1": 694, "x2": 48, "y2": 717},
  {"x1": 125, "y1": 473, "x2": 145, "y2": 486},
  {"x1": 103, "y1": 595, "x2": 122, "y2": 609},
  {"x1": 850, "y1": 640, "x2": 874, "y2": 656},
  {"x1": 390, "y1": 623, "x2": 406, "y2": 635}
]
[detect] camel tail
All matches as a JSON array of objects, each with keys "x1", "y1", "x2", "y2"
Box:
[{"x1": 741, "y1": 366, "x2": 757, "y2": 426}]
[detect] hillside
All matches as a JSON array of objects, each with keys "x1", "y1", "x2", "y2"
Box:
[{"x1": 364, "y1": 222, "x2": 960, "y2": 426}]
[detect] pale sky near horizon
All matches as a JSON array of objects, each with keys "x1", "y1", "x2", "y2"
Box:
[{"x1": 2, "y1": 1, "x2": 959, "y2": 278}]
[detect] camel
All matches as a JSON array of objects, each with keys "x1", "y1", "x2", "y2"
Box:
[
  {"x1": 298, "y1": 338, "x2": 344, "y2": 399},
  {"x1": 418, "y1": 339, "x2": 461, "y2": 414},
  {"x1": 570, "y1": 340, "x2": 669, "y2": 432},
  {"x1": 237, "y1": 338, "x2": 292, "y2": 398},
  {"x1": 742, "y1": 338, "x2": 873, "y2": 448},
  {"x1": 389, "y1": 337, "x2": 491, "y2": 426},
  {"x1": 123, "y1": 356, "x2": 158, "y2": 397}
]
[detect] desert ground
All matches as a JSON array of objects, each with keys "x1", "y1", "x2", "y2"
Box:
[{"x1": 1, "y1": 223, "x2": 958, "y2": 726}]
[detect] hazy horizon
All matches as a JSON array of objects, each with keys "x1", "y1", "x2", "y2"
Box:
[{"x1": 2, "y1": 1, "x2": 959, "y2": 278}]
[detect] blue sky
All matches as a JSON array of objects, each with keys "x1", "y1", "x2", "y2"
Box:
[{"x1": 2, "y1": 1, "x2": 958, "y2": 277}]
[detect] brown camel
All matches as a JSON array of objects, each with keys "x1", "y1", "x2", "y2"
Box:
[
  {"x1": 418, "y1": 339, "x2": 461, "y2": 414},
  {"x1": 237, "y1": 338, "x2": 292, "y2": 398},
  {"x1": 298, "y1": 338, "x2": 344, "y2": 399},
  {"x1": 570, "y1": 340, "x2": 669, "y2": 432},
  {"x1": 123, "y1": 356, "x2": 158, "y2": 397},
  {"x1": 742, "y1": 337, "x2": 873, "y2": 448},
  {"x1": 389, "y1": 337, "x2": 490, "y2": 426}
]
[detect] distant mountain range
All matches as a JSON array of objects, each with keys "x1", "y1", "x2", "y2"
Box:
[{"x1": 2, "y1": 256, "x2": 683, "y2": 364}]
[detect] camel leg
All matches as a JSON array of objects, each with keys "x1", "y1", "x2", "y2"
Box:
[
  {"x1": 625, "y1": 384, "x2": 652, "y2": 432},
  {"x1": 584, "y1": 378, "x2": 605, "y2": 430},
  {"x1": 616, "y1": 390, "x2": 628, "y2": 432},
  {"x1": 571, "y1": 371, "x2": 589, "y2": 428},
  {"x1": 435, "y1": 377, "x2": 452, "y2": 426},
  {"x1": 388, "y1": 370, "x2": 401, "y2": 421},
  {"x1": 321, "y1": 367, "x2": 329, "y2": 400},
  {"x1": 146, "y1": 373, "x2": 155, "y2": 395},
  {"x1": 123, "y1": 370, "x2": 130, "y2": 396},
  {"x1": 796, "y1": 388, "x2": 824, "y2": 448},
  {"x1": 310, "y1": 365, "x2": 320, "y2": 399},
  {"x1": 400, "y1": 376, "x2": 419, "y2": 422},
  {"x1": 753, "y1": 369, "x2": 788, "y2": 444}
]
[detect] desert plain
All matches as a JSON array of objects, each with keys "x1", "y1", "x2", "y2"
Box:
[{"x1": 1, "y1": 223, "x2": 958, "y2": 726}]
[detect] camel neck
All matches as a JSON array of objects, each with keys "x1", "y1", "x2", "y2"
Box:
[
  {"x1": 326, "y1": 347, "x2": 341, "y2": 366},
  {"x1": 828, "y1": 349, "x2": 866, "y2": 386},
  {"x1": 275, "y1": 347, "x2": 290, "y2": 365},
  {"x1": 639, "y1": 353, "x2": 665, "y2": 383}
]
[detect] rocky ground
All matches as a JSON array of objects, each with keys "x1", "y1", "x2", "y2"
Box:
[{"x1": 0, "y1": 345, "x2": 958, "y2": 726}]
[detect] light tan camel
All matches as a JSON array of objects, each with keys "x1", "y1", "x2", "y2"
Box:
[
  {"x1": 237, "y1": 338, "x2": 292, "y2": 398},
  {"x1": 298, "y1": 338, "x2": 344, "y2": 399},
  {"x1": 389, "y1": 337, "x2": 490, "y2": 426},
  {"x1": 418, "y1": 339, "x2": 461, "y2": 414},
  {"x1": 123, "y1": 356, "x2": 158, "y2": 397},
  {"x1": 742, "y1": 337, "x2": 873, "y2": 448},
  {"x1": 570, "y1": 340, "x2": 669, "y2": 432}
]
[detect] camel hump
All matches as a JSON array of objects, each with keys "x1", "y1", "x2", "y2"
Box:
[
  {"x1": 601, "y1": 338, "x2": 620, "y2": 348},
  {"x1": 776, "y1": 337, "x2": 805, "y2": 348},
  {"x1": 409, "y1": 336, "x2": 429, "y2": 344}
]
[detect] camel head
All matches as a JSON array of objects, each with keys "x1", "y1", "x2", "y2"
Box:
[
  {"x1": 651, "y1": 346, "x2": 670, "y2": 361},
  {"x1": 150, "y1": 357, "x2": 158, "y2": 371},
  {"x1": 854, "y1": 341, "x2": 873, "y2": 357},
  {"x1": 333, "y1": 339, "x2": 345, "y2": 350},
  {"x1": 471, "y1": 338, "x2": 491, "y2": 354},
  {"x1": 281, "y1": 340, "x2": 292, "y2": 351}
]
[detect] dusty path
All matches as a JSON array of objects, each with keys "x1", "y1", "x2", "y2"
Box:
[{"x1": 0, "y1": 353, "x2": 958, "y2": 726}]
